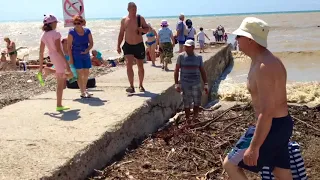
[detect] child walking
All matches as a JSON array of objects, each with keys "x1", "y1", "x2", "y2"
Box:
[
  {"x1": 39, "y1": 14, "x2": 72, "y2": 111},
  {"x1": 196, "y1": 27, "x2": 210, "y2": 53}
]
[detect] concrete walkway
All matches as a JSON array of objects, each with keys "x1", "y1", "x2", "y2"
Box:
[{"x1": 0, "y1": 46, "x2": 231, "y2": 180}]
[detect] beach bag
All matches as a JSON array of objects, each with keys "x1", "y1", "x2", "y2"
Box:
[
  {"x1": 67, "y1": 77, "x2": 96, "y2": 89},
  {"x1": 137, "y1": 14, "x2": 146, "y2": 35},
  {"x1": 259, "y1": 141, "x2": 308, "y2": 180}
]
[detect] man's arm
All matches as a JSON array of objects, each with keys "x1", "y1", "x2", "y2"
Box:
[
  {"x1": 117, "y1": 18, "x2": 125, "y2": 48},
  {"x1": 200, "y1": 67, "x2": 208, "y2": 84},
  {"x1": 139, "y1": 16, "x2": 150, "y2": 34},
  {"x1": 250, "y1": 64, "x2": 275, "y2": 149},
  {"x1": 174, "y1": 55, "x2": 181, "y2": 84},
  {"x1": 176, "y1": 22, "x2": 181, "y2": 37},
  {"x1": 199, "y1": 56, "x2": 208, "y2": 83}
]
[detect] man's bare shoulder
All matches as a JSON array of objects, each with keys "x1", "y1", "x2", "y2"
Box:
[{"x1": 258, "y1": 52, "x2": 285, "y2": 77}]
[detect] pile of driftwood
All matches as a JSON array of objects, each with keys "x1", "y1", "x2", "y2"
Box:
[{"x1": 89, "y1": 103, "x2": 320, "y2": 180}]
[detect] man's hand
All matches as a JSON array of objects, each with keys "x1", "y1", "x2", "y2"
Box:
[
  {"x1": 204, "y1": 84, "x2": 209, "y2": 94},
  {"x1": 175, "y1": 84, "x2": 181, "y2": 93},
  {"x1": 117, "y1": 46, "x2": 122, "y2": 54},
  {"x1": 243, "y1": 146, "x2": 259, "y2": 166}
]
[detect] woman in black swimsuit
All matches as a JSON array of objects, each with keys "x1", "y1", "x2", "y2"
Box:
[{"x1": 4, "y1": 37, "x2": 17, "y2": 69}]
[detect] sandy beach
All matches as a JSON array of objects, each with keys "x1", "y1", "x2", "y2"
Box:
[{"x1": 0, "y1": 11, "x2": 319, "y2": 110}]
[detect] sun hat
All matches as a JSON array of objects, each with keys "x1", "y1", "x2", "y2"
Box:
[
  {"x1": 161, "y1": 20, "x2": 169, "y2": 26},
  {"x1": 43, "y1": 14, "x2": 60, "y2": 24},
  {"x1": 232, "y1": 17, "x2": 269, "y2": 48},
  {"x1": 184, "y1": 39, "x2": 195, "y2": 47}
]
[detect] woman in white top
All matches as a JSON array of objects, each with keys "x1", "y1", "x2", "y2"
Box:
[{"x1": 185, "y1": 19, "x2": 196, "y2": 41}]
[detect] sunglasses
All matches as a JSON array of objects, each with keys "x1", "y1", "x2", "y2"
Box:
[{"x1": 74, "y1": 21, "x2": 83, "y2": 25}]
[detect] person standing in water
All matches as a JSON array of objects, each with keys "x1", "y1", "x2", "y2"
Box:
[
  {"x1": 145, "y1": 23, "x2": 158, "y2": 66},
  {"x1": 67, "y1": 15, "x2": 94, "y2": 98},
  {"x1": 223, "y1": 17, "x2": 294, "y2": 180},
  {"x1": 4, "y1": 37, "x2": 17, "y2": 69},
  {"x1": 39, "y1": 14, "x2": 72, "y2": 111},
  {"x1": 117, "y1": 2, "x2": 149, "y2": 93}
]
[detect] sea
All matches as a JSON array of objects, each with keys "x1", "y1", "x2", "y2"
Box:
[{"x1": 0, "y1": 10, "x2": 319, "y2": 104}]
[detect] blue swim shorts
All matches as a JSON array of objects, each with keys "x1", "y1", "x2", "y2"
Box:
[{"x1": 227, "y1": 115, "x2": 294, "y2": 173}]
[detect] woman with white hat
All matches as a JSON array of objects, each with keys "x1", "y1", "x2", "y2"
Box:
[{"x1": 157, "y1": 20, "x2": 175, "y2": 71}]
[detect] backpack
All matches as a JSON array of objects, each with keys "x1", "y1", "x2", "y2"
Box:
[{"x1": 137, "y1": 14, "x2": 146, "y2": 35}]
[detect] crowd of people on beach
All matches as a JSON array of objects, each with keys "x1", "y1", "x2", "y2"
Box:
[{"x1": 1, "y1": 1, "x2": 306, "y2": 179}]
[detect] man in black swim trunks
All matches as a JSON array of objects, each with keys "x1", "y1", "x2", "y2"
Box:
[
  {"x1": 223, "y1": 17, "x2": 293, "y2": 179},
  {"x1": 117, "y1": 2, "x2": 149, "y2": 93}
]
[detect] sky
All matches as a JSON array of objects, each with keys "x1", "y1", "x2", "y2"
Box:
[{"x1": 0, "y1": 0, "x2": 319, "y2": 21}]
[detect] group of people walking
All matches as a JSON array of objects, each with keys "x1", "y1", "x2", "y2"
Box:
[
  {"x1": 37, "y1": 1, "x2": 301, "y2": 179},
  {"x1": 118, "y1": 3, "x2": 301, "y2": 180},
  {"x1": 39, "y1": 14, "x2": 93, "y2": 111}
]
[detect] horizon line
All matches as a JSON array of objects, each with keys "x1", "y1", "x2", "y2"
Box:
[{"x1": 1, "y1": 9, "x2": 319, "y2": 22}]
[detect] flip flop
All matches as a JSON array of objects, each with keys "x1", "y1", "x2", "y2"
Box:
[
  {"x1": 56, "y1": 106, "x2": 70, "y2": 111},
  {"x1": 85, "y1": 90, "x2": 93, "y2": 96},
  {"x1": 85, "y1": 91, "x2": 93, "y2": 97},
  {"x1": 126, "y1": 87, "x2": 135, "y2": 93},
  {"x1": 80, "y1": 93, "x2": 92, "y2": 98},
  {"x1": 36, "y1": 72, "x2": 45, "y2": 87},
  {"x1": 139, "y1": 86, "x2": 145, "y2": 92}
]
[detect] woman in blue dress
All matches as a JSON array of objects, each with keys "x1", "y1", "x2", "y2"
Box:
[{"x1": 67, "y1": 15, "x2": 94, "y2": 98}]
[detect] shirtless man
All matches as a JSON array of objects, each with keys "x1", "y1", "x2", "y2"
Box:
[
  {"x1": 117, "y1": 2, "x2": 149, "y2": 93},
  {"x1": 223, "y1": 17, "x2": 293, "y2": 180}
]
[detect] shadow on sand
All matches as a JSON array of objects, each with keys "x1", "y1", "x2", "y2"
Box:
[{"x1": 44, "y1": 109, "x2": 81, "y2": 121}]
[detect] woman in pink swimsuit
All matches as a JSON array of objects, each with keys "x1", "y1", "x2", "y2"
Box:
[{"x1": 39, "y1": 14, "x2": 72, "y2": 111}]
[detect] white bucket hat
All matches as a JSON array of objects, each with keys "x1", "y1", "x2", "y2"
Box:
[{"x1": 232, "y1": 17, "x2": 270, "y2": 48}]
